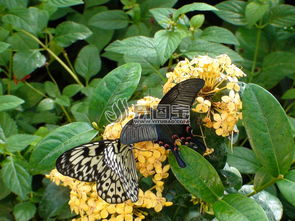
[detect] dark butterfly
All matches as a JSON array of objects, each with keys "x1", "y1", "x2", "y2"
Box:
[
  {"x1": 56, "y1": 139, "x2": 138, "y2": 204},
  {"x1": 120, "y1": 78, "x2": 206, "y2": 168}
]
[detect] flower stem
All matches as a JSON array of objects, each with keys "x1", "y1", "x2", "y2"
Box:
[
  {"x1": 21, "y1": 30, "x2": 83, "y2": 86},
  {"x1": 24, "y1": 81, "x2": 48, "y2": 98},
  {"x1": 249, "y1": 24, "x2": 262, "y2": 83}
]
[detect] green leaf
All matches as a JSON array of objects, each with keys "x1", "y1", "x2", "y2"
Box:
[
  {"x1": 7, "y1": 32, "x2": 38, "y2": 50},
  {"x1": 71, "y1": 102, "x2": 90, "y2": 122},
  {"x1": 254, "y1": 52, "x2": 295, "y2": 89},
  {"x1": 44, "y1": 81, "x2": 59, "y2": 98},
  {"x1": 62, "y1": 84, "x2": 83, "y2": 97},
  {"x1": 39, "y1": 182, "x2": 70, "y2": 218},
  {"x1": 1, "y1": 157, "x2": 32, "y2": 200},
  {"x1": 74, "y1": 45, "x2": 101, "y2": 82},
  {"x1": 215, "y1": 0, "x2": 247, "y2": 25},
  {"x1": 190, "y1": 14, "x2": 205, "y2": 29},
  {"x1": 169, "y1": 146, "x2": 224, "y2": 203},
  {"x1": 0, "y1": 95, "x2": 24, "y2": 112},
  {"x1": 213, "y1": 193, "x2": 268, "y2": 221},
  {"x1": 6, "y1": 134, "x2": 40, "y2": 152},
  {"x1": 200, "y1": 26, "x2": 239, "y2": 45},
  {"x1": 149, "y1": 8, "x2": 176, "y2": 29},
  {"x1": 30, "y1": 122, "x2": 97, "y2": 174},
  {"x1": 239, "y1": 185, "x2": 283, "y2": 221},
  {"x1": 0, "y1": 0, "x2": 28, "y2": 10},
  {"x1": 179, "y1": 39, "x2": 243, "y2": 62},
  {"x1": 2, "y1": 8, "x2": 49, "y2": 35},
  {"x1": 0, "y1": 112, "x2": 17, "y2": 138},
  {"x1": 277, "y1": 170, "x2": 295, "y2": 207},
  {"x1": 85, "y1": 0, "x2": 109, "y2": 8},
  {"x1": 13, "y1": 202, "x2": 36, "y2": 221},
  {"x1": 269, "y1": 4, "x2": 295, "y2": 27},
  {"x1": 220, "y1": 165, "x2": 242, "y2": 190},
  {"x1": 282, "y1": 88, "x2": 295, "y2": 100},
  {"x1": 154, "y1": 30, "x2": 182, "y2": 65},
  {"x1": 55, "y1": 21, "x2": 92, "y2": 47},
  {"x1": 89, "y1": 10, "x2": 129, "y2": 30},
  {"x1": 245, "y1": 1, "x2": 268, "y2": 26},
  {"x1": 88, "y1": 63, "x2": 141, "y2": 126},
  {"x1": 227, "y1": 147, "x2": 261, "y2": 174},
  {"x1": 242, "y1": 84, "x2": 294, "y2": 176},
  {"x1": 37, "y1": 98, "x2": 55, "y2": 111},
  {"x1": 0, "y1": 176, "x2": 11, "y2": 200},
  {"x1": 55, "y1": 95, "x2": 70, "y2": 107},
  {"x1": 47, "y1": 0, "x2": 83, "y2": 7},
  {"x1": 288, "y1": 117, "x2": 295, "y2": 138},
  {"x1": 0, "y1": 42, "x2": 10, "y2": 53},
  {"x1": 13, "y1": 50, "x2": 46, "y2": 79},
  {"x1": 174, "y1": 2, "x2": 218, "y2": 18}
]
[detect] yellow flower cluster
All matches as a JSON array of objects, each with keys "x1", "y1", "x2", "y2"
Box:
[
  {"x1": 47, "y1": 96, "x2": 172, "y2": 221},
  {"x1": 164, "y1": 54, "x2": 246, "y2": 137}
]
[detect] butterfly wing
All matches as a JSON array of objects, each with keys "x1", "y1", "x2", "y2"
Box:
[
  {"x1": 56, "y1": 140, "x2": 138, "y2": 204},
  {"x1": 104, "y1": 141, "x2": 138, "y2": 202},
  {"x1": 120, "y1": 114, "x2": 158, "y2": 145},
  {"x1": 56, "y1": 141, "x2": 108, "y2": 182}
]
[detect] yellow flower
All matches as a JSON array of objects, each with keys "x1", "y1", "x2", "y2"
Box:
[{"x1": 163, "y1": 54, "x2": 246, "y2": 137}]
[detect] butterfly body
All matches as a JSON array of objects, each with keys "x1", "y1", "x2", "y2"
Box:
[{"x1": 56, "y1": 140, "x2": 138, "y2": 204}]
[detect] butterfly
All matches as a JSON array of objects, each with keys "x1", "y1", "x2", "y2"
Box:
[
  {"x1": 120, "y1": 78, "x2": 206, "y2": 168},
  {"x1": 56, "y1": 139, "x2": 138, "y2": 204}
]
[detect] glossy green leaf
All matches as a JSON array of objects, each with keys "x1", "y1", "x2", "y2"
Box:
[
  {"x1": 30, "y1": 122, "x2": 98, "y2": 174},
  {"x1": 55, "y1": 95, "x2": 70, "y2": 107},
  {"x1": 220, "y1": 165, "x2": 242, "y2": 190},
  {"x1": 0, "y1": 42, "x2": 10, "y2": 53},
  {"x1": 7, "y1": 32, "x2": 38, "y2": 50},
  {"x1": 215, "y1": 0, "x2": 247, "y2": 25},
  {"x1": 0, "y1": 112, "x2": 17, "y2": 138},
  {"x1": 13, "y1": 202, "x2": 36, "y2": 221},
  {"x1": 74, "y1": 45, "x2": 101, "y2": 82},
  {"x1": 37, "y1": 98, "x2": 55, "y2": 111},
  {"x1": 89, "y1": 10, "x2": 129, "y2": 30},
  {"x1": 55, "y1": 21, "x2": 92, "y2": 47},
  {"x1": 174, "y1": 2, "x2": 218, "y2": 18},
  {"x1": 239, "y1": 185, "x2": 283, "y2": 221},
  {"x1": 277, "y1": 170, "x2": 295, "y2": 207},
  {"x1": 200, "y1": 26, "x2": 239, "y2": 45},
  {"x1": 213, "y1": 193, "x2": 268, "y2": 221},
  {"x1": 245, "y1": 1, "x2": 268, "y2": 26},
  {"x1": 62, "y1": 84, "x2": 83, "y2": 97},
  {"x1": 149, "y1": 8, "x2": 176, "y2": 29},
  {"x1": 85, "y1": 0, "x2": 109, "y2": 7},
  {"x1": 1, "y1": 157, "x2": 32, "y2": 200},
  {"x1": 169, "y1": 146, "x2": 224, "y2": 203},
  {"x1": 0, "y1": 95, "x2": 24, "y2": 112},
  {"x1": 254, "y1": 52, "x2": 295, "y2": 89},
  {"x1": 282, "y1": 89, "x2": 295, "y2": 100},
  {"x1": 88, "y1": 63, "x2": 141, "y2": 126},
  {"x1": 190, "y1": 14, "x2": 205, "y2": 29},
  {"x1": 2, "y1": 8, "x2": 49, "y2": 35},
  {"x1": 13, "y1": 50, "x2": 46, "y2": 79},
  {"x1": 44, "y1": 81, "x2": 59, "y2": 98},
  {"x1": 39, "y1": 182, "x2": 70, "y2": 218},
  {"x1": 180, "y1": 39, "x2": 243, "y2": 62},
  {"x1": 288, "y1": 117, "x2": 295, "y2": 138},
  {"x1": 0, "y1": 176, "x2": 11, "y2": 200},
  {"x1": 227, "y1": 147, "x2": 261, "y2": 174},
  {"x1": 242, "y1": 84, "x2": 294, "y2": 176},
  {"x1": 154, "y1": 30, "x2": 182, "y2": 65},
  {"x1": 6, "y1": 134, "x2": 40, "y2": 152},
  {"x1": 47, "y1": 0, "x2": 83, "y2": 7},
  {"x1": 0, "y1": 0, "x2": 28, "y2": 9},
  {"x1": 269, "y1": 4, "x2": 295, "y2": 27}
]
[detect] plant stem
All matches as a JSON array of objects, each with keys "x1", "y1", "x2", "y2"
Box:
[
  {"x1": 24, "y1": 81, "x2": 48, "y2": 98},
  {"x1": 63, "y1": 50, "x2": 76, "y2": 74},
  {"x1": 286, "y1": 101, "x2": 295, "y2": 113},
  {"x1": 21, "y1": 30, "x2": 83, "y2": 86},
  {"x1": 249, "y1": 24, "x2": 262, "y2": 83},
  {"x1": 60, "y1": 105, "x2": 72, "y2": 123},
  {"x1": 246, "y1": 175, "x2": 283, "y2": 197}
]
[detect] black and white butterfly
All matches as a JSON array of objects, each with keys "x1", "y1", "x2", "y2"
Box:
[
  {"x1": 56, "y1": 139, "x2": 138, "y2": 204},
  {"x1": 120, "y1": 78, "x2": 206, "y2": 168}
]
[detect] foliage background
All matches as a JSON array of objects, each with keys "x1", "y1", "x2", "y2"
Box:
[{"x1": 0, "y1": 0, "x2": 295, "y2": 220}]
